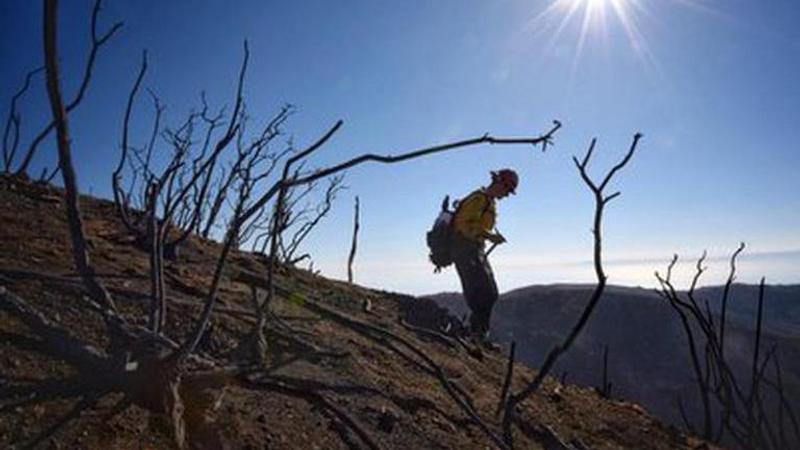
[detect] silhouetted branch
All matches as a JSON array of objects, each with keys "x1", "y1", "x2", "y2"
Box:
[
  {"x1": 598, "y1": 344, "x2": 612, "y2": 398},
  {"x1": 763, "y1": 354, "x2": 800, "y2": 446},
  {"x1": 146, "y1": 182, "x2": 166, "y2": 333},
  {"x1": 496, "y1": 341, "x2": 516, "y2": 417},
  {"x1": 502, "y1": 133, "x2": 641, "y2": 446},
  {"x1": 719, "y1": 242, "x2": 745, "y2": 359},
  {"x1": 2, "y1": 67, "x2": 43, "y2": 172},
  {"x1": 17, "y1": 0, "x2": 122, "y2": 176},
  {"x1": 113, "y1": 41, "x2": 261, "y2": 261},
  {"x1": 201, "y1": 105, "x2": 292, "y2": 239},
  {"x1": 656, "y1": 248, "x2": 793, "y2": 449},
  {"x1": 43, "y1": 0, "x2": 117, "y2": 314},
  {"x1": 237, "y1": 120, "x2": 562, "y2": 230},
  {"x1": 113, "y1": 50, "x2": 148, "y2": 234},
  {"x1": 656, "y1": 255, "x2": 714, "y2": 440},
  {"x1": 175, "y1": 185, "x2": 245, "y2": 362},
  {"x1": 749, "y1": 277, "x2": 765, "y2": 404},
  {"x1": 293, "y1": 121, "x2": 564, "y2": 189},
  {"x1": 278, "y1": 177, "x2": 344, "y2": 263},
  {"x1": 348, "y1": 195, "x2": 360, "y2": 283}
]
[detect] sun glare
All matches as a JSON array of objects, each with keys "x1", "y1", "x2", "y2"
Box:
[{"x1": 527, "y1": 0, "x2": 660, "y2": 75}]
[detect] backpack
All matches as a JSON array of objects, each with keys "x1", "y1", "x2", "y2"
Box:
[
  {"x1": 426, "y1": 195, "x2": 455, "y2": 273},
  {"x1": 426, "y1": 190, "x2": 493, "y2": 273}
]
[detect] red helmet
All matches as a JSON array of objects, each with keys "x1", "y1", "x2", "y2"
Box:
[{"x1": 491, "y1": 168, "x2": 518, "y2": 194}]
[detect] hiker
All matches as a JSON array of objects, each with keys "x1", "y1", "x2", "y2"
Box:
[{"x1": 451, "y1": 168, "x2": 517, "y2": 346}]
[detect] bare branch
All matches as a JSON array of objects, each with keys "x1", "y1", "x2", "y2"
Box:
[
  {"x1": 291, "y1": 120, "x2": 563, "y2": 189},
  {"x1": 2, "y1": 67, "x2": 43, "y2": 172},
  {"x1": 495, "y1": 341, "x2": 516, "y2": 417},
  {"x1": 655, "y1": 248, "x2": 794, "y2": 448},
  {"x1": 719, "y1": 242, "x2": 745, "y2": 358},
  {"x1": 347, "y1": 195, "x2": 360, "y2": 283},
  {"x1": 599, "y1": 344, "x2": 612, "y2": 398},
  {"x1": 281, "y1": 176, "x2": 344, "y2": 263},
  {"x1": 113, "y1": 50, "x2": 148, "y2": 234},
  {"x1": 17, "y1": 0, "x2": 123, "y2": 175},
  {"x1": 598, "y1": 132, "x2": 642, "y2": 192},
  {"x1": 749, "y1": 277, "x2": 766, "y2": 404},
  {"x1": 689, "y1": 250, "x2": 708, "y2": 295},
  {"x1": 163, "y1": 40, "x2": 249, "y2": 224},
  {"x1": 502, "y1": 133, "x2": 641, "y2": 445},
  {"x1": 237, "y1": 119, "x2": 562, "y2": 242},
  {"x1": 146, "y1": 182, "x2": 166, "y2": 334},
  {"x1": 42, "y1": 0, "x2": 116, "y2": 313}
]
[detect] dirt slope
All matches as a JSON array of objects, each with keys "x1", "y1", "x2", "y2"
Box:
[{"x1": 0, "y1": 174, "x2": 710, "y2": 449}]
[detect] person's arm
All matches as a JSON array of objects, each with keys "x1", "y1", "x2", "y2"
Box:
[{"x1": 454, "y1": 194, "x2": 504, "y2": 243}]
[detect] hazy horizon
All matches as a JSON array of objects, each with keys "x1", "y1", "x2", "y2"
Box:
[{"x1": 319, "y1": 248, "x2": 800, "y2": 296}]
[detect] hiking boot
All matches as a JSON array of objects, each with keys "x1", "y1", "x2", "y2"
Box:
[{"x1": 470, "y1": 331, "x2": 502, "y2": 353}]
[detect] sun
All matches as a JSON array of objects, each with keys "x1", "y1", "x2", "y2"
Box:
[
  {"x1": 586, "y1": 0, "x2": 616, "y2": 8},
  {"x1": 527, "y1": 0, "x2": 657, "y2": 73}
]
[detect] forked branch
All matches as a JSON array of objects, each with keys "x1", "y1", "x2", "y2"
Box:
[
  {"x1": 501, "y1": 133, "x2": 642, "y2": 446},
  {"x1": 17, "y1": 0, "x2": 122, "y2": 175}
]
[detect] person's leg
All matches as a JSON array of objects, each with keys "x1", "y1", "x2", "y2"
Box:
[
  {"x1": 452, "y1": 238, "x2": 483, "y2": 330},
  {"x1": 468, "y1": 251, "x2": 498, "y2": 337},
  {"x1": 453, "y1": 238, "x2": 498, "y2": 337}
]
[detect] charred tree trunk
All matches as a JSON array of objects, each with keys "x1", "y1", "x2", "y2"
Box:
[
  {"x1": 43, "y1": 0, "x2": 116, "y2": 314},
  {"x1": 348, "y1": 195, "x2": 360, "y2": 284}
]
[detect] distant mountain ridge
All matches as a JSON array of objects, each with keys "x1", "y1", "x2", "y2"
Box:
[
  {"x1": 694, "y1": 284, "x2": 800, "y2": 337},
  {"x1": 426, "y1": 283, "x2": 800, "y2": 438}
]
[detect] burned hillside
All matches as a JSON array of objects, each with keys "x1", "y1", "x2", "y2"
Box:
[{"x1": 0, "y1": 175, "x2": 710, "y2": 449}]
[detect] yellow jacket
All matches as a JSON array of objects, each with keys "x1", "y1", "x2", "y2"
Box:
[{"x1": 452, "y1": 190, "x2": 495, "y2": 243}]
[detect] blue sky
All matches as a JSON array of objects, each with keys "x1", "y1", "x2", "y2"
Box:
[{"x1": 2, "y1": 0, "x2": 799, "y2": 294}]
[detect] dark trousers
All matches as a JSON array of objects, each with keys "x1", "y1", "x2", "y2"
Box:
[{"x1": 452, "y1": 234, "x2": 498, "y2": 336}]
